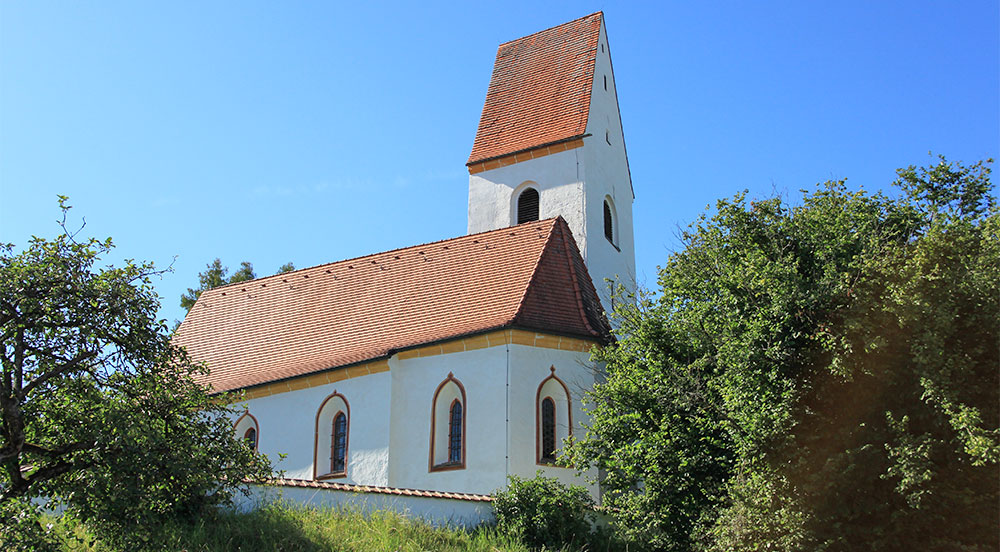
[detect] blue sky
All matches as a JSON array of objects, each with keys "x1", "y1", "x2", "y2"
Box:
[{"x1": 2, "y1": 1, "x2": 997, "y2": 326}]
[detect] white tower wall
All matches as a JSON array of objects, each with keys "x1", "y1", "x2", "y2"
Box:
[{"x1": 466, "y1": 18, "x2": 635, "y2": 316}]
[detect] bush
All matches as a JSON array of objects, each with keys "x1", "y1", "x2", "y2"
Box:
[{"x1": 492, "y1": 474, "x2": 595, "y2": 550}]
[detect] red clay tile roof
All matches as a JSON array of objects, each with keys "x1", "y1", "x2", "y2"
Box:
[
  {"x1": 269, "y1": 478, "x2": 494, "y2": 502},
  {"x1": 467, "y1": 12, "x2": 602, "y2": 165},
  {"x1": 174, "y1": 218, "x2": 609, "y2": 394}
]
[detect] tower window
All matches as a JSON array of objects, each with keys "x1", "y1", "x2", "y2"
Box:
[
  {"x1": 604, "y1": 200, "x2": 614, "y2": 243},
  {"x1": 604, "y1": 75, "x2": 607, "y2": 91},
  {"x1": 517, "y1": 188, "x2": 539, "y2": 224}
]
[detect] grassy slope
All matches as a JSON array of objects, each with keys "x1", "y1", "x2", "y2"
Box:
[{"x1": 48, "y1": 503, "x2": 609, "y2": 552}]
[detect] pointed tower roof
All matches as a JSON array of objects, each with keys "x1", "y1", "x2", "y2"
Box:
[
  {"x1": 173, "y1": 218, "x2": 609, "y2": 393},
  {"x1": 467, "y1": 12, "x2": 603, "y2": 165}
]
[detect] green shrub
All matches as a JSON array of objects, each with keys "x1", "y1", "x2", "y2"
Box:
[{"x1": 492, "y1": 474, "x2": 595, "y2": 550}]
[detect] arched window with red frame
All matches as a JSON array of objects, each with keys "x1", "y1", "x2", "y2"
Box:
[
  {"x1": 314, "y1": 391, "x2": 350, "y2": 480},
  {"x1": 243, "y1": 427, "x2": 257, "y2": 450},
  {"x1": 536, "y1": 367, "x2": 572, "y2": 465},
  {"x1": 430, "y1": 373, "x2": 466, "y2": 471}
]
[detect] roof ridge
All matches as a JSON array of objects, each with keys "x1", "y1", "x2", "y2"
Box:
[
  {"x1": 208, "y1": 218, "x2": 563, "y2": 291},
  {"x1": 496, "y1": 11, "x2": 602, "y2": 49},
  {"x1": 506, "y1": 219, "x2": 563, "y2": 326},
  {"x1": 552, "y1": 217, "x2": 599, "y2": 337}
]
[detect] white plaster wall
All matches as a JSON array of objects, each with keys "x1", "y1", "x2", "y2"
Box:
[
  {"x1": 505, "y1": 344, "x2": 601, "y2": 503},
  {"x1": 234, "y1": 484, "x2": 495, "y2": 529},
  {"x1": 388, "y1": 346, "x2": 510, "y2": 495},
  {"x1": 228, "y1": 370, "x2": 392, "y2": 485},
  {"x1": 467, "y1": 149, "x2": 586, "y2": 250},
  {"x1": 581, "y1": 20, "x2": 637, "y2": 314},
  {"x1": 225, "y1": 343, "x2": 601, "y2": 502}
]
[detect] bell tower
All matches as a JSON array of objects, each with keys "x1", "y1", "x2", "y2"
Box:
[{"x1": 466, "y1": 12, "x2": 635, "y2": 314}]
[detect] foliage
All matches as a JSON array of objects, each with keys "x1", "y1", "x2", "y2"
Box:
[
  {"x1": 0, "y1": 499, "x2": 62, "y2": 552},
  {"x1": 492, "y1": 473, "x2": 597, "y2": 550},
  {"x1": 180, "y1": 259, "x2": 298, "y2": 315},
  {"x1": 36, "y1": 501, "x2": 616, "y2": 552},
  {"x1": 0, "y1": 199, "x2": 271, "y2": 550},
  {"x1": 179, "y1": 258, "x2": 256, "y2": 314},
  {"x1": 569, "y1": 157, "x2": 998, "y2": 551}
]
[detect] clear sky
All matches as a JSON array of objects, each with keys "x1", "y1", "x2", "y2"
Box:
[{"x1": 2, "y1": 1, "x2": 997, "y2": 326}]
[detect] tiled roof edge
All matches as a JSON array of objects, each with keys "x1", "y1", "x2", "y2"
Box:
[
  {"x1": 265, "y1": 478, "x2": 494, "y2": 502},
  {"x1": 507, "y1": 220, "x2": 561, "y2": 327},
  {"x1": 210, "y1": 323, "x2": 603, "y2": 396},
  {"x1": 196, "y1": 220, "x2": 559, "y2": 294},
  {"x1": 495, "y1": 11, "x2": 603, "y2": 49},
  {"x1": 466, "y1": 134, "x2": 590, "y2": 166},
  {"x1": 600, "y1": 16, "x2": 635, "y2": 200},
  {"x1": 209, "y1": 354, "x2": 391, "y2": 397},
  {"x1": 575, "y1": 15, "x2": 601, "y2": 156},
  {"x1": 553, "y1": 217, "x2": 600, "y2": 337}
]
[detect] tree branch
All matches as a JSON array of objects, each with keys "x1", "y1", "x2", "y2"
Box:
[{"x1": 20, "y1": 349, "x2": 98, "y2": 397}]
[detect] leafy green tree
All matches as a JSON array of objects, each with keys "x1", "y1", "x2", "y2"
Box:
[
  {"x1": 180, "y1": 260, "x2": 297, "y2": 315},
  {"x1": 570, "y1": 158, "x2": 998, "y2": 551},
  {"x1": 179, "y1": 258, "x2": 256, "y2": 314},
  {"x1": 1, "y1": 199, "x2": 271, "y2": 549}
]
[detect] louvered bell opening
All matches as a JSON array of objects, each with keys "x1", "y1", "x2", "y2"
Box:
[
  {"x1": 604, "y1": 201, "x2": 614, "y2": 243},
  {"x1": 517, "y1": 188, "x2": 540, "y2": 224}
]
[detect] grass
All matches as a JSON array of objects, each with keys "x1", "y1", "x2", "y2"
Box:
[{"x1": 44, "y1": 502, "x2": 616, "y2": 552}]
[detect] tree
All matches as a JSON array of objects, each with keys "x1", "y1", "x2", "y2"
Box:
[
  {"x1": 179, "y1": 258, "x2": 256, "y2": 314},
  {"x1": 180, "y1": 259, "x2": 297, "y2": 315},
  {"x1": 569, "y1": 158, "x2": 998, "y2": 551},
  {"x1": 1, "y1": 199, "x2": 271, "y2": 549}
]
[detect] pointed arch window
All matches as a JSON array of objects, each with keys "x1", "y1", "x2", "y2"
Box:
[
  {"x1": 517, "y1": 188, "x2": 540, "y2": 224},
  {"x1": 234, "y1": 411, "x2": 259, "y2": 452},
  {"x1": 243, "y1": 427, "x2": 258, "y2": 449},
  {"x1": 448, "y1": 400, "x2": 463, "y2": 464},
  {"x1": 537, "y1": 367, "x2": 572, "y2": 465},
  {"x1": 331, "y1": 412, "x2": 347, "y2": 474},
  {"x1": 314, "y1": 392, "x2": 350, "y2": 480},
  {"x1": 430, "y1": 373, "x2": 467, "y2": 471}
]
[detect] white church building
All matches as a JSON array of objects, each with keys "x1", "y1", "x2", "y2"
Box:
[{"x1": 174, "y1": 12, "x2": 635, "y2": 525}]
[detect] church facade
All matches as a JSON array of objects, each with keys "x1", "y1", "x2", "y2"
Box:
[{"x1": 174, "y1": 12, "x2": 634, "y2": 519}]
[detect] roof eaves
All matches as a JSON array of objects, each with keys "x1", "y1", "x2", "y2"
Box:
[
  {"x1": 466, "y1": 134, "x2": 591, "y2": 166},
  {"x1": 209, "y1": 353, "x2": 393, "y2": 396}
]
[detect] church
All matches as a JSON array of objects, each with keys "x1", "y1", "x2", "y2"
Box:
[{"x1": 174, "y1": 12, "x2": 635, "y2": 524}]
